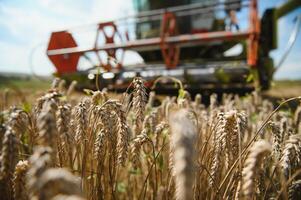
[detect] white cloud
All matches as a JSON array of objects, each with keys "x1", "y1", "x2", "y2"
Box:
[
  {"x1": 0, "y1": 0, "x2": 136, "y2": 75},
  {"x1": 0, "y1": 5, "x2": 66, "y2": 41},
  {"x1": 271, "y1": 13, "x2": 301, "y2": 79},
  {"x1": 0, "y1": 40, "x2": 29, "y2": 73},
  {"x1": 0, "y1": 0, "x2": 300, "y2": 80},
  {"x1": 274, "y1": 60, "x2": 301, "y2": 80},
  {"x1": 38, "y1": 0, "x2": 88, "y2": 18},
  {"x1": 0, "y1": 40, "x2": 55, "y2": 75}
]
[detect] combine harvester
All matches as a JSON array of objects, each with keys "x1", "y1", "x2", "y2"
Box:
[{"x1": 46, "y1": 0, "x2": 301, "y2": 93}]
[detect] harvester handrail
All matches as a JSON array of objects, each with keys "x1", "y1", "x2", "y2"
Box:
[
  {"x1": 47, "y1": 31, "x2": 251, "y2": 56},
  {"x1": 274, "y1": 14, "x2": 301, "y2": 73},
  {"x1": 134, "y1": 0, "x2": 248, "y2": 18},
  {"x1": 134, "y1": 2, "x2": 249, "y2": 25},
  {"x1": 58, "y1": 0, "x2": 249, "y2": 33}
]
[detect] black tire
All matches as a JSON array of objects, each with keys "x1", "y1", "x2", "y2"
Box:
[{"x1": 258, "y1": 57, "x2": 274, "y2": 90}]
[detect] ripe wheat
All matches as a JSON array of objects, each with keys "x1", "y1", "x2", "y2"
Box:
[{"x1": 0, "y1": 77, "x2": 300, "y2": 199}]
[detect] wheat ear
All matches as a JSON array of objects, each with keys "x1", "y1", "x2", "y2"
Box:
[
  {"x1": 241, "y1": 140, "x2": 272, "y2": 198},
  {"x1": 35, "y1": 168, "x2": 83, "y2": 200},
  {"x1": 13, "y1": 160, "x2": 29, "y2": 200},
  {"x1": 281, "y1": 134, "x2": 301, "y2": 179}
]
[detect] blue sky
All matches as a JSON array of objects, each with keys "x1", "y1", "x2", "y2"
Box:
[{"x1": 0, "y1": 0, "x2": 300, "y2": 79}]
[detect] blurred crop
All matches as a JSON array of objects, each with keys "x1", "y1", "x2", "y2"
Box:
[{"x1": 0, "y1": 77, "x2": 301, "y2": 200}]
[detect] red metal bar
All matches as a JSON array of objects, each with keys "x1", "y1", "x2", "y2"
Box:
[
  {"x1": 47, "y1": 31, "x2": 251, "y2": 56},
  {"x1": 247, "y1": 0, "x2": 260, "y2": 67},
  {"x1": 94, "y1": 21, "x2": 124, "y2": 71},
  {"x1": 160, "y1": 12, "x2": 180, "y2": 69},
  {"x1": 47, "y1": 0, "x2": 254, "y2": 73}
]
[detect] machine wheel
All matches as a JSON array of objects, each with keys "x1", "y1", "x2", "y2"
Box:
[{"x1": 258, "y1": 57, "x2": 274, "y2": 90}]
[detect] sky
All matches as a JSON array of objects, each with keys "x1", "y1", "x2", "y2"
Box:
[{"x1": 0, "y1": 0, "x2": 300, "y2": 79}]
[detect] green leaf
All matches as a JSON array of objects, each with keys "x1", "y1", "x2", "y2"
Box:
[
  {"x1": 215, "y1": 68, "x2": 230, "y2": 83},
  {"x1": 83, "y1": 89, "x2": 94, "y2": 96},
  {"x1": 59, "y1": 95, "x2": 67, "y2": 102},
  {"x1": 250, "y1": 113, "x2": 257, "y2": 122},
  {"x1": 178, "y1": 88, "x2": 185, "y2": 99},
  {"x1": 158, "y1": 154, "x2": 164, "y2": 170},
  {"x1": 246, "y1": 73, "x2": 254, "y2": 83},
  {"x1": 22, "y1": 102, "x2": 32, "y2": 113},
  {"x1": 162, "y1": 129, "x2": 169, "y2": 138},
  {"x1": 86, "y1": 174, "x2": 97, "y2": 180},
  {"x1": 129, "y1": 168, "x2": 141, "y2": 175},
  {"x1": 117, "y1": 182, "x2": 127, "y2": 193}
]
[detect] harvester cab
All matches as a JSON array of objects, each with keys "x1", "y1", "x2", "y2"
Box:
[{"x1": 46, "y1": 0, "x2": 301, "y2": 93}]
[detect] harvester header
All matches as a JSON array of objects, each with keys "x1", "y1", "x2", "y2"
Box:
[{"x1": 46, "y1": 0, "x2": 301, "y2": 92}]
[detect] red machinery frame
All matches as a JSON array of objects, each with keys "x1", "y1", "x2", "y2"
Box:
[{"x1": 47, "y1": 0, "x2": 260, "y2": 74}]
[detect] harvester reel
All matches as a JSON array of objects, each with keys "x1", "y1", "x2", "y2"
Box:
[
  {"x1": 160, "y1": 12, "x2": 180, "y2": 69},
  {"x1": 95, "y1": 22, "x2": 124, "y2": 71}
]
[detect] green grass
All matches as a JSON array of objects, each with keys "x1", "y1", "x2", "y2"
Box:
[
  {"x1": 0, "y1": 74, "x2": 300, "y2": 93},
  {"x1": 0, "y1": 76, "x2": 51, "y2": 91},
  {"x1": 272, "y1": 80, "x2": 301, "y2": 86}
]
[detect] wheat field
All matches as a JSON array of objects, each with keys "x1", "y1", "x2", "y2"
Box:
[{"x1": 0, "y1": 77, "x2": 301, "y2": 200}]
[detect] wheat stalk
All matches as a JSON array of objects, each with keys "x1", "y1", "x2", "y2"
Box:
[
  {"x1": 281, "y1": 134, "x2": 301, "y2": 179},
  {"x1": 35, "y1": 168, "x2": 83, "y2": 200},
  {"x1": 1, "y1": 77, "x2": 300, "y2": 199},
  {"x1": 209, "y1": 112, "x2": 226, "y2": 186},
  {"x1": 288, "y1": 179, "x2": 301, "y2": 200},
  {"x1": 269, "y1": 121, "x2": 283, "y2": 160},
  {"x1": 169, "y1": 109, "x2": 197, "y2": 200},
  {"x1": 132, "y1": 77, "x2": 147, "y2": 134},
  {"x1": 27, "y1": 146, "x2": 53, "y2": 199},
  {"x1": 130, "y1": 131, "x2": 150, "y2": 169},
  {"x1": 13, "y1": 160, "x2": 29, "y2": 200},
  {"x1": 0, "y1": 127, "x2": 19, "y2": 200},
  {"x1": 241, "y1": 140, "x2": 272, "y2": 198}
]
